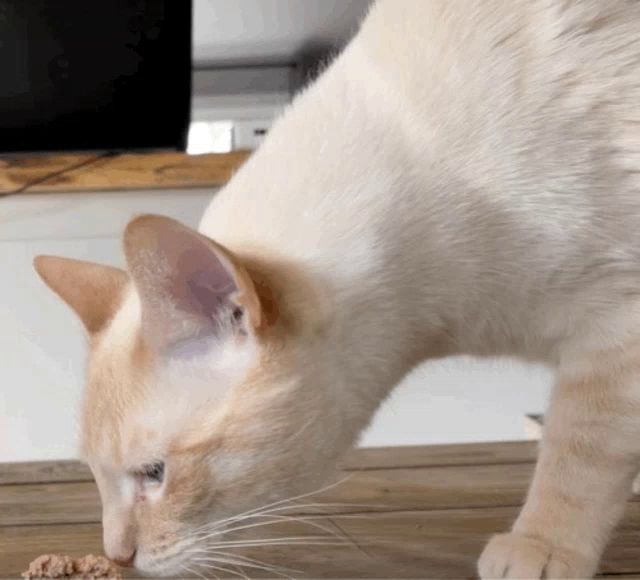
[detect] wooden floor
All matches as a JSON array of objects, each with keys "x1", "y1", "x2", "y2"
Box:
[{"x1": 1, "y1": 441, "x2": 640, "y2": 579}]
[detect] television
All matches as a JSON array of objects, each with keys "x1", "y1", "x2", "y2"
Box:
[{"x1": 0, "y1": 0, "x2": 192, "y2": 154}]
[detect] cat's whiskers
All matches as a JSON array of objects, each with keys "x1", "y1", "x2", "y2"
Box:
[
  {"x1": 182, "y1": 562, "x2": 208, "y2": 580},
  {"x1": 190, "y1": 510, "x2": 374, "y2": 555},
  {"x1": 180, "y1": 476, "x2": 380, "y2": 577},
  {"x1": 192, "y1": 552, "x2": 292, "y2": 578},
  {"x1": 189, "y1": 501, "x2": 383, "y2": 550},
  {"x1": 190, "y1": 504, "x2": 372, "y2": 544},
  {"x1": 198, "y1": 536, "x2": 353, "y2": 548},
  {"x1": 192, "y1": 551, "x2": 284, "y2": 570},
  {"x1": 194, "y1": 558, "x2": 247, "y2": 580},
  {"x1": 189, "y1": 474, "x2": 355, "y2": 537},
  {"x1": 230, "y1": 512, "x2": 347, "y2": 541},
  {"x1": 189, "y1": 532, "x2": 303, "y2": 577},
  {"x1": 188, "y1": 546, "x2": 301, "y2": 577}
]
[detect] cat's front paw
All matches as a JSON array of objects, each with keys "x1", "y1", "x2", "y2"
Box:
[{"x1": 477, "y1": 532, "x2": 597, "y2": 579}]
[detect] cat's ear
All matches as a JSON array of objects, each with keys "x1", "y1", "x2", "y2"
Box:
[
  {"x1": 123, "y1": 214, "x2": 263, "y2": 352},
  {"x1": 34, "y1": 256, "x2": 129, "y2": 335}
]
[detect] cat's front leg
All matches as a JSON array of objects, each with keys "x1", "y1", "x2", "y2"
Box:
[{"x1": 478, "y1": 353, "x2": 640, "y2": 579}]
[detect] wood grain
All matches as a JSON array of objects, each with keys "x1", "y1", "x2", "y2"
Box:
[
  {"x1": 341, "y1": 440, "x2": 538, "y2": 470},
  {"x1": 0, "y1": 151, "x2": 251, "y2": 194},
  {"x1": 3, "y1": 507, "x2": 640, "y2": 578},
  {"x1": 0, "y1": 459, "x2": 92, "y2": 485},
  {"x1": 0, "y1": 463, "x2": 535, "y2": 527},
  {"x1": 3, "y1": 441, "x2": 640, "y2": 578},
  {"x1": 0, "y1": 154, "x2": 96, "y2": 193},
  {"x1": 0, "y1": 481, "x2": 101, "y2": 527}
]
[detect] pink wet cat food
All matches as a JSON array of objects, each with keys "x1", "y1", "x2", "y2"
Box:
[{"x1": 22, "y1": 554, "x2": 122, "y2": 579}]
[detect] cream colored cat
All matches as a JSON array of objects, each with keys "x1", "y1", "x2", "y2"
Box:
[{"x1": 34, "y1": 0, "x2": 640, "y2": 577}]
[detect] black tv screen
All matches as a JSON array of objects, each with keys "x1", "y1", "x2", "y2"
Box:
[{"x1": 0, "y1": 0, "x2": 192, "y2": 154}]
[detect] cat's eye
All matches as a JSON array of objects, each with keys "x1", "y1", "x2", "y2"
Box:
[{"x1": 140, "y1": 462, "x2": 165, "y2": 483}]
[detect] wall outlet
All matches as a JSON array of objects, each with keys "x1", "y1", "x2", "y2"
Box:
[{"x1": 232, "y1": 119, "x2": 272, "y2": 150}]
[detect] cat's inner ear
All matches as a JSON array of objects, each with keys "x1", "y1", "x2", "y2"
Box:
[
  {"x1": 33, "y1": 256, "x2": 129, "y2": 335},
  {"x1": 123, "y1": 214, "x2": 263, "y2": 352}
]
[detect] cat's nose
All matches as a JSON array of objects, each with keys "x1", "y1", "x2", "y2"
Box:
[
  {"x1": 103, "y1": 515, "x2": 138, "y2": 568},
  {"x1": 112, "y1": 550, "x2": 136, "y2": 568}
]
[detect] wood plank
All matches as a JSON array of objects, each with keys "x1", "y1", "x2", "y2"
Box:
[
  {"x1": 341, "y1": 440, "x2": 538, "y2": 471},
  {"x1": 9, "y1": 461, "x2": 639, "y2": 527},
  {"x1": 0, "y1": 151, "x2": 250, "y2": 194},
  {"x1": 0, "y1": 481, "x2": 100, "y2": 527},
  {"x1": 0, "y1": 460, "x2": 92, "y2": 486},
  {"x1": 2, "y1": 506, "x2": 640, "y2": 579},
  {"x1": 327, "y1": 463, "x2": 533, "y2": 512},
  {"x1": 0, "y1": 463, "x2": 536, "y2": 527}
]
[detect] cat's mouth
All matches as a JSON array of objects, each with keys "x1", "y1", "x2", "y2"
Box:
[
  {"x1": 133, "y1": 539, "x2": 200, "y2": 578},
  {"x1": 135, "y1": 557, "x2": 191, "y2": 578}
]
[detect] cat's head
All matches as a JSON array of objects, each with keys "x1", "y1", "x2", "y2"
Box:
[{"x1": 34, "y1": 215, "x2": 345, "y2": 575}]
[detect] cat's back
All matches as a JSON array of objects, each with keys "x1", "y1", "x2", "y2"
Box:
[
  {"x1": 356, "y1": 0, "x2": 640, "y2": 256},
  {"x1": 359, "y1": 0, "x2": 640, "y2": 157},
  {"x1": 356, "y1": 0, "x2": 640, "y2": 355}
]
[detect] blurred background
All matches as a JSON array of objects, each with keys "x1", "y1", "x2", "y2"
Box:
[{"x1": 0, "y1": 0, "x2": 551, "y2": 462}]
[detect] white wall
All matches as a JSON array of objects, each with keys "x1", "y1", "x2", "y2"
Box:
[
  {"x1": 360, "y1": 357, "x2": 551, "y2": 447},
  {"x1": 0, "y1": 190, "x2": 552, "y2": 462},
  {"x1": 193, "y1": 0, "x2": 372, "y2": 67}
]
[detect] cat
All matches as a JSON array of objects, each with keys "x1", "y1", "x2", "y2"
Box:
[{"x1": 34, "y1": 0, "x2": 640, "y2": 577}]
